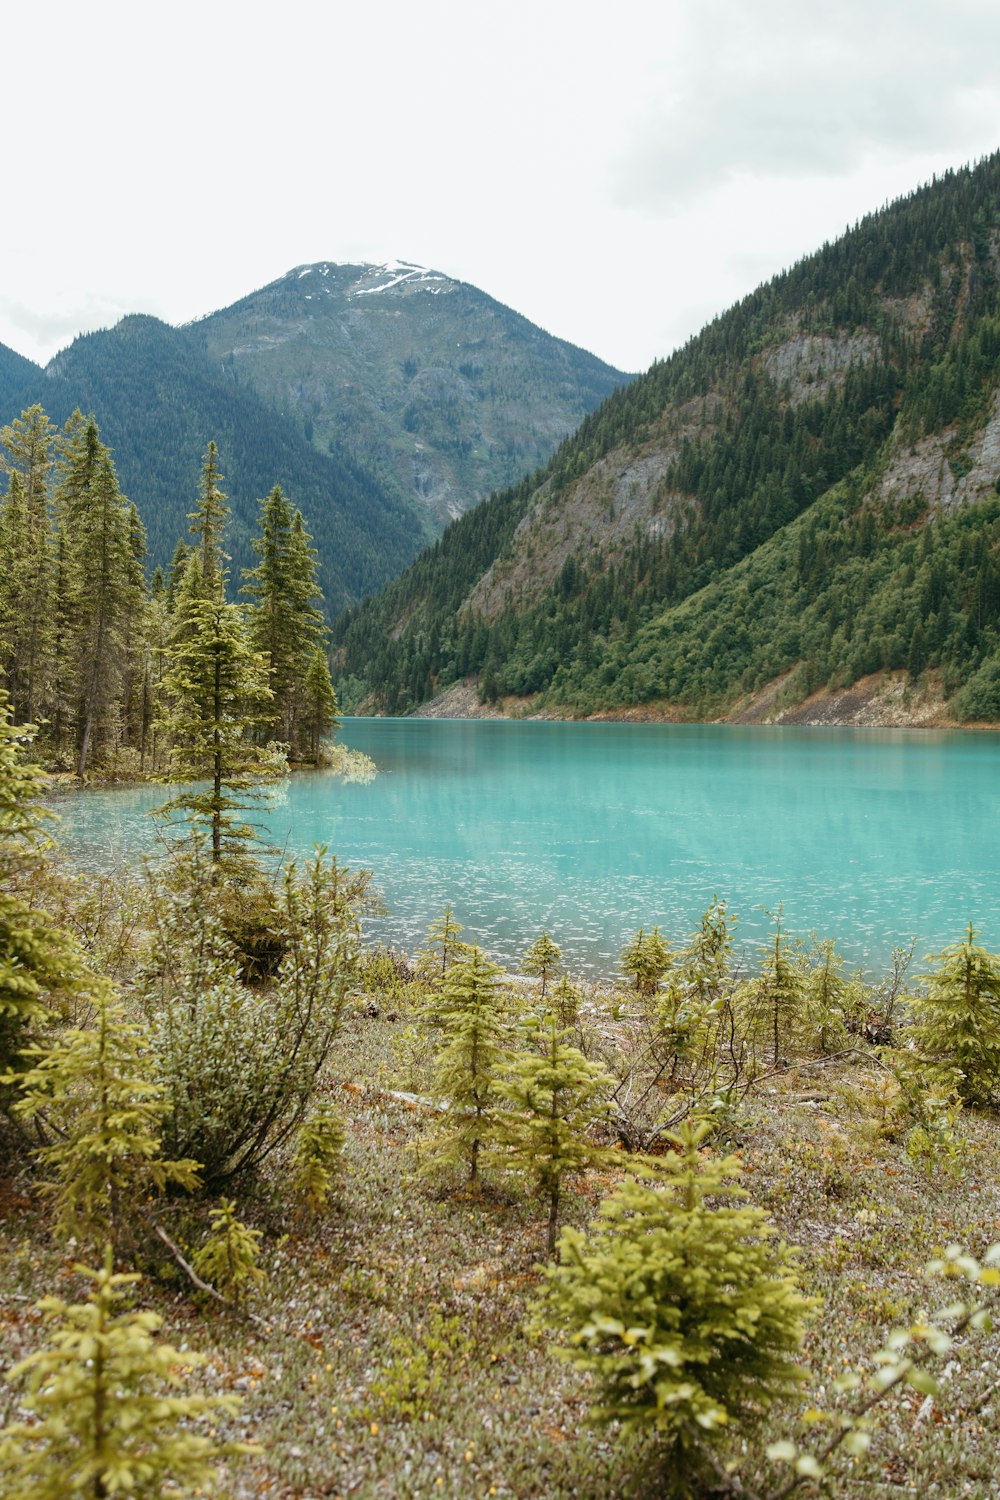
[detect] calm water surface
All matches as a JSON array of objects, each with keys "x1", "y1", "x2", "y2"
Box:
[{"x1": 55, "y1": 719, "x2": 1000, "y2": 978}]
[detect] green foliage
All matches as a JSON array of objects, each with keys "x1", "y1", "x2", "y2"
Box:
[
  {"x1": 301, "y1": 647, "x2": 339, "y2": 765},
  {"x1": 419, "y1": 905, "x2": 471, "y2": 984},
  {"x1": 333, "y1": 153, "x2": 1000, "y2": 725},
  {"x1": 620, "y1": 925, "x2": 672, "y2": 998},
  {"x1": 290, "y1": 1103, "x2": 347, "y2": 1215},
  {"x1": 497, "y1": 1013, "x2": 613, "y2": 1254},
  {"x1": 521, "y1": 930, "x2": 562, "y2": 996},
  {"x1": 11, "y1": 988, "x2": 200, "y2": 1249},
  {"x1": 0, "y1": 1251, "x2": 247, "y2": 1499},
  {"x1": 359, "y1": 1308, "x2": 476, "y2": 1425},
  {"x1": 3, "y1": 318, "x2": 424, "y2": 610},
  {"x1": 908, "y1": 923, "x2": 1000, "y2": 1105},
  {"x1": 191, "y1": 1198, "x2": 267, "y2": 1301},
  {"x1": 752, "y1": 915, "x2": 806, "y2": 1068},
  {"x1": 242, "y1": 485, "x2": 330, "y2": 755},
  {"x1": 767, "y1": 1242, "x2": 1000, "y2": 1490},
  {"x1": 157, "y1": 551, "x2": 276, "y2": 864},
  {"x1": 0, "y1": 698, "x2": 95, "y2": 1077},
  {"x1": 139, "y1": 847, "x2": 365, "y2": 1187},
  {"x1": 532, "y1": 1120, "x2": 812, "y2": 1489},
  {"x1": 422, "y1": 946, "x2": 508, "y2": 1183}
]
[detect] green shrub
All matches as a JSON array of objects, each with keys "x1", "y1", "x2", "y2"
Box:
[{"x1": 139, "y1": 848, "x2": 367, "y2": 1187}]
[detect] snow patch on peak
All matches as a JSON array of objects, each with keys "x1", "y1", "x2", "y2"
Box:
[
  {"x1": 351, "y1": 261, "x2": 452, "y2": 298},
  {"x1": 297, "y1": 267, "x2": 313, "y2": 278}
]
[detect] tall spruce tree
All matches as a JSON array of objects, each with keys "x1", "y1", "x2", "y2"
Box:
[
  {"x1": 159, "y1": 445, "x2": 274, "y2": 862},
  {"x1": 54, "y1": 418, "x2": 145, "y2": 777},
  {"x1": 242, "y1": 485, "x2": 328, "y2": 754},
  {"x1": 188, "y1": 440, "x2": 229, "y2": 600},
  {"x1": 158, "y1": 554, "x2": 272, "y2": 864},
  {"x1": 0, "y1": 407, "x2": 58, "y2": 723}
]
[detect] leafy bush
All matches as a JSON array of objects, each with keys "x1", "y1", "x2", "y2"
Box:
[{"x1": 139, "y1": 846, "x2": 368, "y2": 1187}]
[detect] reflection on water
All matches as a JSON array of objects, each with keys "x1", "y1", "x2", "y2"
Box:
[{"x1": 53, "y1": 718, "x2": 1000, "y2": 979}]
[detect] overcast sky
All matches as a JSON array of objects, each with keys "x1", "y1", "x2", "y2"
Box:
[{"x1": 3, "y1": 0, "x2": 999, "y2": 374}]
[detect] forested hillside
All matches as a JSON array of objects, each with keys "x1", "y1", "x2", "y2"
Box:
[
  {"x1": 333, "y1": 154, "x2": 1000, "y2": 722},
  {"x1": 4, "y1": 317, "x2": 421, "y2": 610},
  {"x1": 0, "y1": 341, "x2": 40, "y2": 413}
]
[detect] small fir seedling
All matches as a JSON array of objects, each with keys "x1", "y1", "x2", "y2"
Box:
[
  {"x1": 754, "y1": 912, "x2": 805, "y2": 1068},
  {"x1": 620, "y1": 925, "x2": 672, "y2": 999},
  {"x1": 909, "y1": 923, "x2": 1000, "y2": 1105},
  {"x1": 531, "y1": 1119, "x2": 813, "y2": 1488},
  {"x1": 191, "y1": 1199, "x2": 267, "y2": 1302},
  {"x1": 498, "y1": 1013, "x2": 614, "y2": 1254},
  {"x1": 11, "y1": 987, "x2": 200, "y2": 1251},
  {"x1": 551, "y1": 973, "x2": 583, "y2": 1030},
  {"x1": 422, "y1": 945, "x2": 507, "y2": 1184},
  {"x1": 521, "y1": 930, "x2": 563, "y2": 997},
  {"x1": 421, "y1": 905, "x2": 471, "y2": 984},
  {"x1": 0, "y1": 1249, "x2": 250, "y2": 1499},
  {"x1": 290, "y1": 1103, "x2": 347, "y2": 1214}
]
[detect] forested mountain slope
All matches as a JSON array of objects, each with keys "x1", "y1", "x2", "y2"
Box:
[
  {"x1": 195, "y1": 261, "x2": 631, "y2": 532},
  {"x1": 333, "y1": 153, "x2": 1000, "y2": 722},
  {"x1": 0, "y1": 342, "x2": 40, "y2": 413},
  {"x1": 4, "y1": 316, "x2": 422, "y2": 610}
]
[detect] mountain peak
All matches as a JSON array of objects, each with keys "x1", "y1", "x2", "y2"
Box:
[{"x1": 284, "y1": 259, "x2": 456, "y2": 299}]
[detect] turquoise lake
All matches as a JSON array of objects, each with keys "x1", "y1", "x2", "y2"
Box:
[{"x1": 54, "y1": 718, "x2": 1000, "y2": 979}]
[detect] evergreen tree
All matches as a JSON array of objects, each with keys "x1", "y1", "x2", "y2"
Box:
[
  {"x1": 421, "y1": 905, "x2": 470, "y2": 983},
  {"x1": 242, "y1": 488, "x2": 327, "y2": 753},
  {"x1": 54, "y1": 418, "x2": 145, "y2": 777},
  {"x1": 910, "y1": 924, "x2": 1000, "y2": 1105},
  {"x1": 300, "y1": 648, "x2": 339, "y2": 764},
  {"x1": 0, "y1": 406, "x2": 57, "y2": 723},
  {"x1": 0, "y1": 1252, "x2": 248, "y2": 1499},
  {"x1": 191, "y1": 1199, "x2": 267, "y2": 1302},
  {"x1": 498, "y1": 1013, "x2": 612, "y2": 1254},
  {"x1": 621, "y1": 925, "x2": 673, "y2": 999},
  {"x1": 158, "y1": 555, "x2": 273, "y2": 864},
  {"x1": 0, "y1": 696, "x2": 89, "y2": 1078},
  {"x1": 522, "y1": 930, "x2": 563, "y2": 997},
  {"x1": 423, "y1": 946, "x2": 507, "y2": 1183},
  {"x1": 754, "y1": 915, "x2": 805, "y2": 1068},
  {"x1": 12, "y1": 988, "x2": 200, "y2": 1250},
  {"x1": 188, "y1": 440, "x2": 229, "y2": 600},
  {"x1": 290, "y1": 1103, "x2": 346, "y2": 1214},
  {"x1": 532, "y1": 1120, "x2": 812, "y2": 1487}
]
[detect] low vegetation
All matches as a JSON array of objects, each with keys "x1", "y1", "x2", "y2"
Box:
[{"x1": 2, "y1": 698, "x2": 1000, "y2": 1497}]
